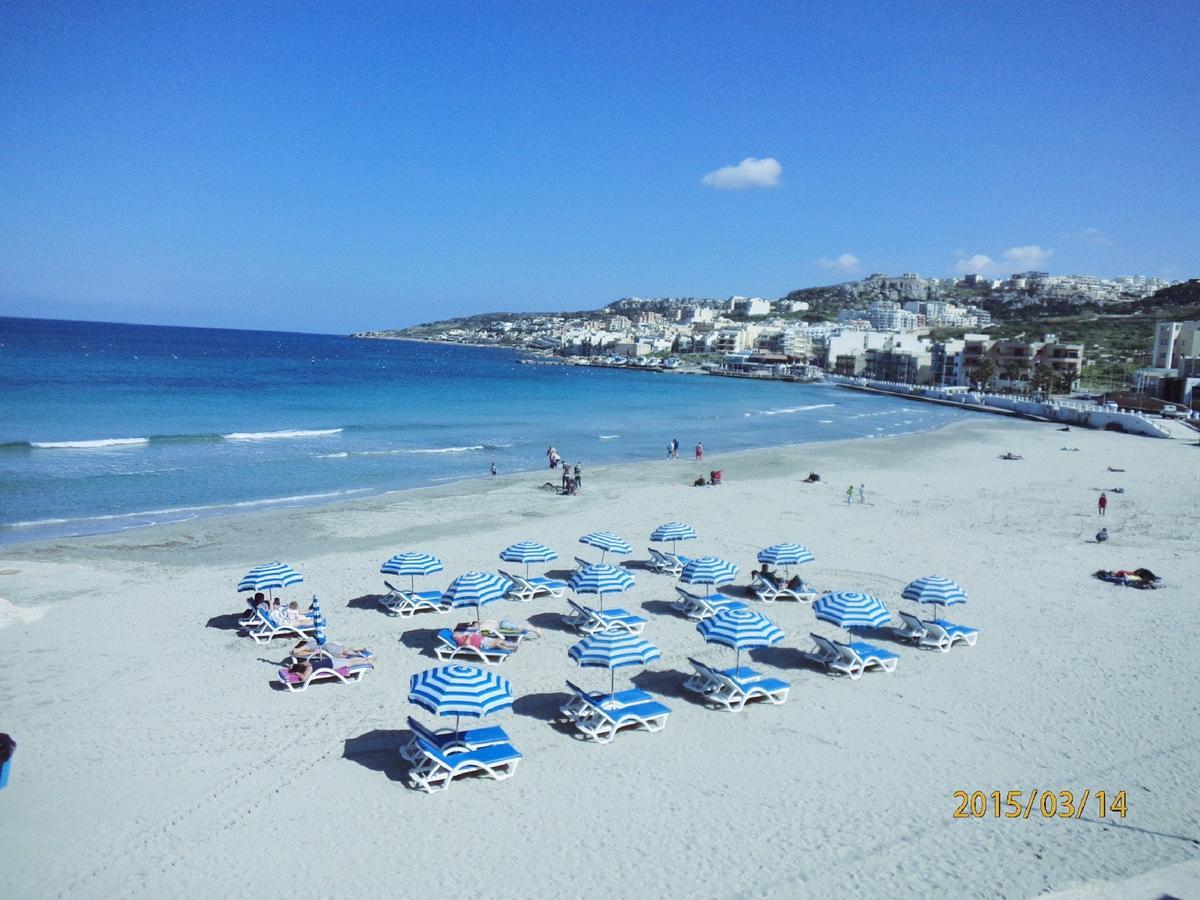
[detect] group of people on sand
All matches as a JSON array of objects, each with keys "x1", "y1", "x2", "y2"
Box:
[
  {"x1": 247, "y1": 592, "x2": 313, "y2": 627},
  {"x1": 547, "y1": 447, "x2": 583, "y2": 494},
  {"x1": 666, "y1": 438, "x2": 703, "y2": 460}
]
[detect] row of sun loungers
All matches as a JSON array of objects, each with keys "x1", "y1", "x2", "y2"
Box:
[{"x1": 377, "y1": 572, "x2": 569, "y2": 618}]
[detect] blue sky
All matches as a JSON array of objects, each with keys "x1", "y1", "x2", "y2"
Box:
[{"x1": 2, "y1": 0, "x2": 1197, "y2": 332}]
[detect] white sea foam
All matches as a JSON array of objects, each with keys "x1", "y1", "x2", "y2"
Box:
[
  {"x1": 30, "y1": 437, "x2": 150, "y2": 449},
  {"x1": 760, "y1": 403, "x2": 835, "y2": 416},
  {"x1": 223, "y1": 428, "x2": 343, "y2": 441},
  {"x1": 818, "y1": 419, "x2": 834, "y2": 424},
  {"x1": 598, "y1": 435, "x2": 620, "y2": 440},
  {"x1": 394, "y1": 445, "x2": 484, "y2": 454},
  {"x1": 314, "y1": 452, "x2": 350, "y2": 459}
]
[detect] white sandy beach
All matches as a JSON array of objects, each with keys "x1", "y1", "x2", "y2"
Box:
[{"x1": 1, "y1": 417, "x2": 1197, "y2": 899}]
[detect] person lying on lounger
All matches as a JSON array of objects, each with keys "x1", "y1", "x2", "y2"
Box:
[
  {"x1": 279, "y1": 600, "x2": 315, "y2": 627},
  {"x1": 472, "y1": 619, "x2": 541, "y2": 640},
  {"x1": 757, "y1": 564, "x2": 780, "y2": 586},
  {"x1": 291, "y1": 640, "x2": 372, "y2": 661},
  {"x1": 453, "y1": 629, "x2": 518, "y2": 652}
]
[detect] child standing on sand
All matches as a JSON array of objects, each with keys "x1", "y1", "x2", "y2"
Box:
[
  {"x1": 846, "y1": 485, "x2": 854, "y2": 505},
  {"x1": 1098, "y1": 492, "x2": 1108, "y2": 516},
  {"x1": 695, "y1": 442, "x2": 703, "y2": 461}
]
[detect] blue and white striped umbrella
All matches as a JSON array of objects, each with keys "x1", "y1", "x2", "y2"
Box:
[
  {"x1": 499, "y1": 541, "x2": 558, "y2": 579},
  {"x1": 650, "y1": 521, "x2": 697, "y2": 555},
  {"x1": 237, "y1": 562, "x2": 303, "y2": 596},
  {"x1": 757, "y1": 543, "x2": 816, "y2": 568},
  {"x1": 578, "y1": 531, "x2": 632, "y2": 561},
  {"x1": 902, "y1": 576, "x2": 967, "y2": 614},
  {"x1": 443, "y1": 572, "x2": 513, "y2": 623},
  {"x1": 814, "y1": 590, "x2": 892, "y2": 639},
  {"x1": 697, "y1": 607, "x2": 785, "y2": 669},
  {"x1": 680, "y1": 556, "x2": 739, "y2": 596},
  {"x1": 568, "y1": 631, "x2": 661, "y2": 698},
  {"x1": 408, "y1": 665, "x2": 514, "y2": 732},
  {"x1": 380, "y1": 552, "x2": 444, "y2": 592},
  {"x1": 570, "y1": 563, "x2": 635, "y2": 611}
]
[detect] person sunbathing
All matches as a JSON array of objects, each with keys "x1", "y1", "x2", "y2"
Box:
[
  {"x1": 757, "y1": 564, "x2": 780, "y2": 586},
  {"x1": 453, "y1": 629, "x2": 518, "y2": 652},
  {"x1": 473, "y1": 619, "x2": 541, "y2": 641},
  {"x1": 291, "y1": 639, "x2": 371, "y2": 661},
  {"x1": 279, "y1": 600, "x2": 314, "y2": 627}
]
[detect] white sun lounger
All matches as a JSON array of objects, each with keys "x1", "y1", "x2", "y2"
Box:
[
  {"x1": 561, "y1": 599, "x2": 647, "y2": 635},
  {"x1": 810, "y1": 633, "x2": 899, "y2": 679},
  {"x1": 433, "y1": 629, "x2": 514, "y2": 665},
  {"x1": 671, "y1": 587, "x2": 746, "y2": 621},
  {"x1": 895, "y1": 610, "x2": 947, "y2": 651},
  {"x1": 248, "y1": 609, "x2": 318, "y2": 645},
  {"x1": 399, "y1": 716, "x2": 511, "y2": 762},
  {"x1": 646, "y1": 548, "x2": 684, "y2": 576},
  {"x1": 407, "y1": 735, "x2": 522, "y2": 793},
  {"x1": 926, "y1": 618, "x2": 979, "y2": 648},
  {"x1": 682, "y1": 657, "x2": 790, "y2": 712},
  {"x1": 378, "y1": 580, "x2": 450, "y2": 617},
  {"x1": 276, "y1": 660, "x2": 373, "y2": 692},
  {"x1": 560, "y1": 686, "x2": 655, "y2": 720},
  {"x1": 751, "y1": 572, "x2": 817, "y2": 604},
  {"x1": 499, "y1": 570, "x2": 568, "y2": 602},
  {"x1": 564, "y1": 680, "x2": 670, "y2": 744}
]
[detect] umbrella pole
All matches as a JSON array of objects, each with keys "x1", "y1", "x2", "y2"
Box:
[
  {"x1": 410, "y1": 574, "x2": 416, "y2": 593},
  {"x1": 610, "y1": 668, "x2": 616, "y2": 701}
]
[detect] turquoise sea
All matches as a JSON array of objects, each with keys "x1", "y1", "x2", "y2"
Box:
[{"x1": 0, "y1": 316, "x2": 974, "y2": 544}]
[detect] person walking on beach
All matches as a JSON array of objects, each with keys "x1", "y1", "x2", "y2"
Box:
[
  {"x1": 561, "y1": 462, "x2": 571, "y2": 493},
  {"x1": 672, "y1": 438, "x2": 680, "y2": 459},
  {"x1": 1098, "y1": 492, "x2": 1108, "y2": 516},
  {"x1": 490, "y1": 462, "x2": 497, "y2": 477},
  {"x1": 858, "y1": 484, "x2": 866, "y2": 504},
  {"x1": 846, "y1": 485, "x2": 854, "y2": 505},
  {"x1": 695, "y1": 442, "x2": 703, "y2": 461},
  {"x1": 573, "y1": 462, "x2": 582, "y2": 490}
]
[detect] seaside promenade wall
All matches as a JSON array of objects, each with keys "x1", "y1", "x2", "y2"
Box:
[{"x1": 828, "y1": 375, "x2": 1174, "y2": 438}]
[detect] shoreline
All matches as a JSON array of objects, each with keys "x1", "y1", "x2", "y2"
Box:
[{"x1": 0, "y1": 409, "x2": 977, "y2": 551}]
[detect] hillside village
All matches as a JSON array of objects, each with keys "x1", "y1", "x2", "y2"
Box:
[{"x1": 357, "y1": 271, "x2": 1200, "y2": 411}]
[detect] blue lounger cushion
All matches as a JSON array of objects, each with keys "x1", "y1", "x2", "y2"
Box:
[
  {"x1": 849, "y1": 641, "x2": 899, "y2": 662},
  {"x1": 930, "y1": 619, "x2": 978, "y2": 637},
  {"x1": 407, "y1": 716, "x2": 509, "y2": 750}
]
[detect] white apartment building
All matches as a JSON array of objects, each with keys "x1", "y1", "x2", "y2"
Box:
[
  {"x1": 1151, "y1": 321, "x2": 1200, "y2": 370},
  {"x1": 732, "y1": 297, "x2": 771, "y2": 317}
]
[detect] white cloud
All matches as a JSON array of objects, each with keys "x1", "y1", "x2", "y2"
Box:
[
  {"x1": 953, "y1": 254, "x2": 996, "y2": 275},
  {"x1": 700, "y1": 156, "x2": 782, "y2": 190},
  {"x1": 816, "y1": 252, "x2": 862, "y2": 274},
  {"x1": 1002, "y1": 244, "x2": 1053, "y2": 270}
]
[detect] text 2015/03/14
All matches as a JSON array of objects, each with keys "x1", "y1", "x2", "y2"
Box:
[{"x1": 952, "y1": 790, "x2": 1127, "y2": 819}]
